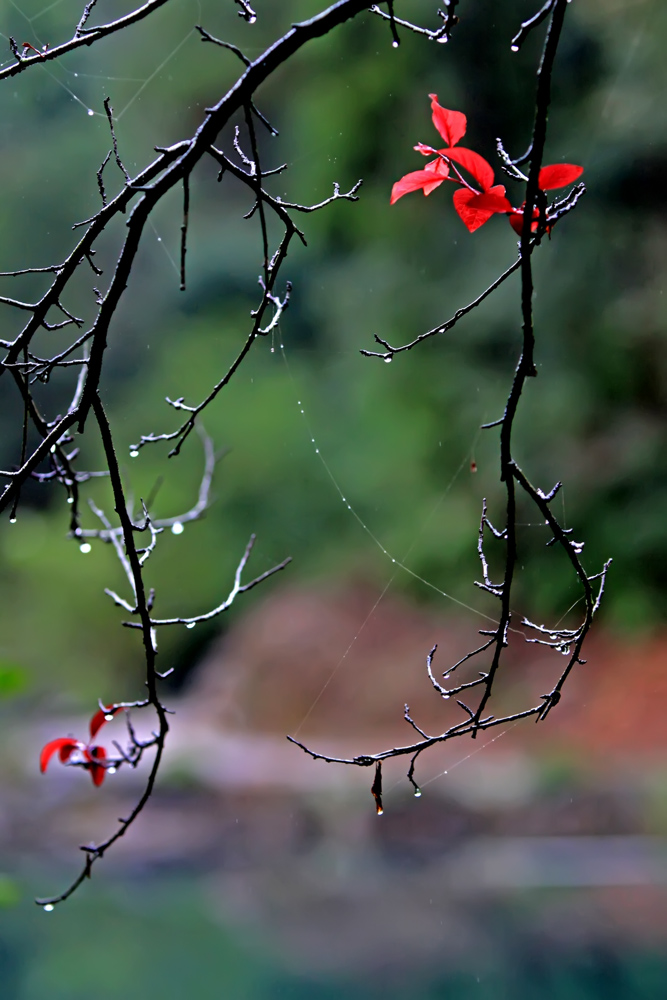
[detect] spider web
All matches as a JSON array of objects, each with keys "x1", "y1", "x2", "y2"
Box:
[{"x1": 0, "y1": 0, "x2": 652, "y2": 798}]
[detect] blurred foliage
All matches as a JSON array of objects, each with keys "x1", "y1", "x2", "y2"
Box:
[{"x1": 0, "y1": 0, "x2": 665, "y2": 700}]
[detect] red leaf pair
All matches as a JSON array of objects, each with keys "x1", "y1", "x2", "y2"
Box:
[
  {"x1": 40, "y1": 704, "x2": 122, "y2": 787},
  {"x1": 391, "y1": 95, "x2": 583, "y2": 235}
]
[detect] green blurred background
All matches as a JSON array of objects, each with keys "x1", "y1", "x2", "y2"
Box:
[{"x1": 0, "y1": 0, "x2": 666, "y2": 996}]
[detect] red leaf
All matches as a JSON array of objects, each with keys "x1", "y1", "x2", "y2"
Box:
[
  {"x1": 414, "y1": 143, "x2": 437, "y2": 157},
  {"x1": 442, "y1": 147, "x2": 496, "y2": 192},
  {"x1": 453, "y1": 185, "x2": 511, "y2": 232},
  {"x1": 390, "y1": 159, "x2": 449, "y2": 204},
  {"x1": 538, "y1": 163, "x2": 583, "y2": 191},
  {"x1": 429, "y1": 94, "x2": 466, "y2": 147},
  {"x1": 85, "y1": 745, "x2": 107, "y2": 787},
  {"x1": 89, "y1": 704, "x2": 122, "y2": 739},
  {"x1": 40, "y1": 737, "x2": 80, "y2": 773},
  {"x1": 509, "y1": 203, "x2": 541, "y2": 236}
]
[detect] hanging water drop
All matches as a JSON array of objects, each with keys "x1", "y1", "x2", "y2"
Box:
[
  {"x1": 270, "y1": 347, "x2": 275, "y2": 353},
  {"x1": 414, "y1": 787, "x2": 422, "y2": 798},
  {"x1": 67, "y1": 496, "x2": 74, "y2": 504},
  {"x1": 392, "y1": 40, "x2": 399, "y2": 48},
  {"x1": 129, "y1": 450, "x2": 139, "y2": 458},
  {"x1": 248, "y1": 15, "x2": 257, "y2": 23},
  {"x1": 80, "y1": 543, "x2": 92, "y2": 554},
  {"x1": 511, "y1": 44, "x2": 519, "y2": 52},
  {"x1": 384, "y1": 356, "x2": 392, "y2": 363},
  {"x1": 87, "y1": 109, "x2": 94, "y2": 116},
  {"x1": 105, "y1": 714, "x2": 114, "y2": 722},
  {"x1": 186, "y1": 622, "x2": 196, "y2": 629},
  {"x1": 9, "y1": 517, "x2": 16, "y2": 524},
  {"x1": 171, "y1": 522, "x2": 184, "y2": 535},
  {"x1": 107, "y1": 766, "x2": 117, "y2": 775},
  {"x1": 43, "y1": 904, "x2": 54, "y2": 912}
]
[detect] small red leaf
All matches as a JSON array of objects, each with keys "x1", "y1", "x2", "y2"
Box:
[
  {"x1": 453, "y1": 185, "x2": 510, "y2": 232},
  {"x1": 414, "y1": 143, "x2": 437, "y2": 157},
  {"x1": 509, "y1": 203, "x2": 541, "y2": 236},
  {"x1": 85, "y1": 745, "x2": 107, "y2": 787},
  {"x1": 40, "y1": 737, "x2": 80, "y2": 773},
  {"x1": 538, "y1": 163, "x2": 583, "y2": 191},
  {"x1": 89, "y1": 704, "x2": 122, "y2": 739},
  {"x1": 442, "y1": 147, "x2": 496, "y2": 192},
  {"x1": 390, "y1": 159, "x2": 449, "y2": 204},
  {"x1": 429, "y1": 94, "x2": 466, "y2": 147}
]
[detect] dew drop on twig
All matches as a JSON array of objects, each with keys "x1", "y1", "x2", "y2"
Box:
[
  {"x1": 43, "y1": 904, "x2": 54, "y2": 912},
  {"x1": 171, "y1": 522, "x2": 184, "y2": 535},
  {"x1": 80, "y1": 543, "x2": 92, "y2": 554},
  {"x1": 186, "y1": 622, "x2": 196, "y2": 629}
]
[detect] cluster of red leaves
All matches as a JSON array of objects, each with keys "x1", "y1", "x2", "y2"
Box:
[
  {"x1": 40, "y1": 705, "x2": 123, "y2": 787},
  {"x1": 391, "y1": 95, "x2": 583, "y2": 234}
]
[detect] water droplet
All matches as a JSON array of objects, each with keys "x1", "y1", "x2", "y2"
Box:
[
  {"x1": 107, "y1": 766, "x2": 116, "y2": 775},
  {"x1": 87, "y1": 108, "x2": 94, "y2": 116},
  {"x1": 80, "y1": 543, "x2": 91, "y2": 554},
  {"x1": 311, "y1": 438, "x2": 315, "y2": 443},
  {"x1": 74, "y1": 72, "x2": 78, "y2": 77},
  {"x1": 300, "y1": 409, "x2": 304, "y2": 414},
  {"x1": 347, "y1": 504, "x2": 351, "y2": 510},
  {"x1": 279, "y1": 344, "x2": 284, "y2": 350},
  {"x1": 129, "y1": 450, "x2": 139, "y2": 458},
  {"x1": 391, "y1": 40, "x2": 399, "y2": 48},
  {"x1": 391, "y1": 558, "x2": 396, "y2": 563},
  {"x1": 315, "y1": 449, "x2": 319, "y2": 454},
  {"x1": 511, "y1": 44, "x2": 519, "y2": 52},
  {"x1": 341, "y1": 497, "x2": 346, "y2": 503},
  {"x1": 443, "y1": 694, "x2": 450, "y2": 700},
  {"x1": 186, "y1": 622, "x2": 196, "y2": 629},
  {"x1": 414, "y1": 788, "x2": 422, "y2": 798},
  {"x1": 297, "y1": 401, "x2": 301, "y2": 406},
  {"x1": 384, "y1": 356, "x2": 392, "y2": 363},
  {"x1": 43, "y1": 904, "x2": 54, "y2": 912},
  {"x1": 9, "y1": 517, "x2": 16, "y2": 524},
  {"x1": 171, "y1": 522, "x2": 184, "y2": 535},
  {"x1": 376, "y1": 807, "x2": 384, "y2": 816},
  {"x1": 157, "y1": 237, "x2": 162, "y2": 242},
  {"x1": 270, "y1": 347, "x2": 275, "y2": 353},
  {"x1": 66, "y1": 496, "x2": 74, "y2": 504},
  {"x1": 50, "y1": 445, "x2": 57, "y2": 453},
  {"x1": 248, "y1": 15, "x2": 257, "y2": 23}
]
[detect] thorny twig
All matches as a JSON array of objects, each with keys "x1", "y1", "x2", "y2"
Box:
[
  {"x1": 2, "y1": 0, "x2": 377, "y2": 906},
  {"x1": 289, "y1": 0, "x2": 611, "y2": 810}
]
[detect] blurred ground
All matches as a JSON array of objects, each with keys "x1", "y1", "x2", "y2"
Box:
[{"x1": 3, "y1": 583, "x2": 667, "y2": 996}]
